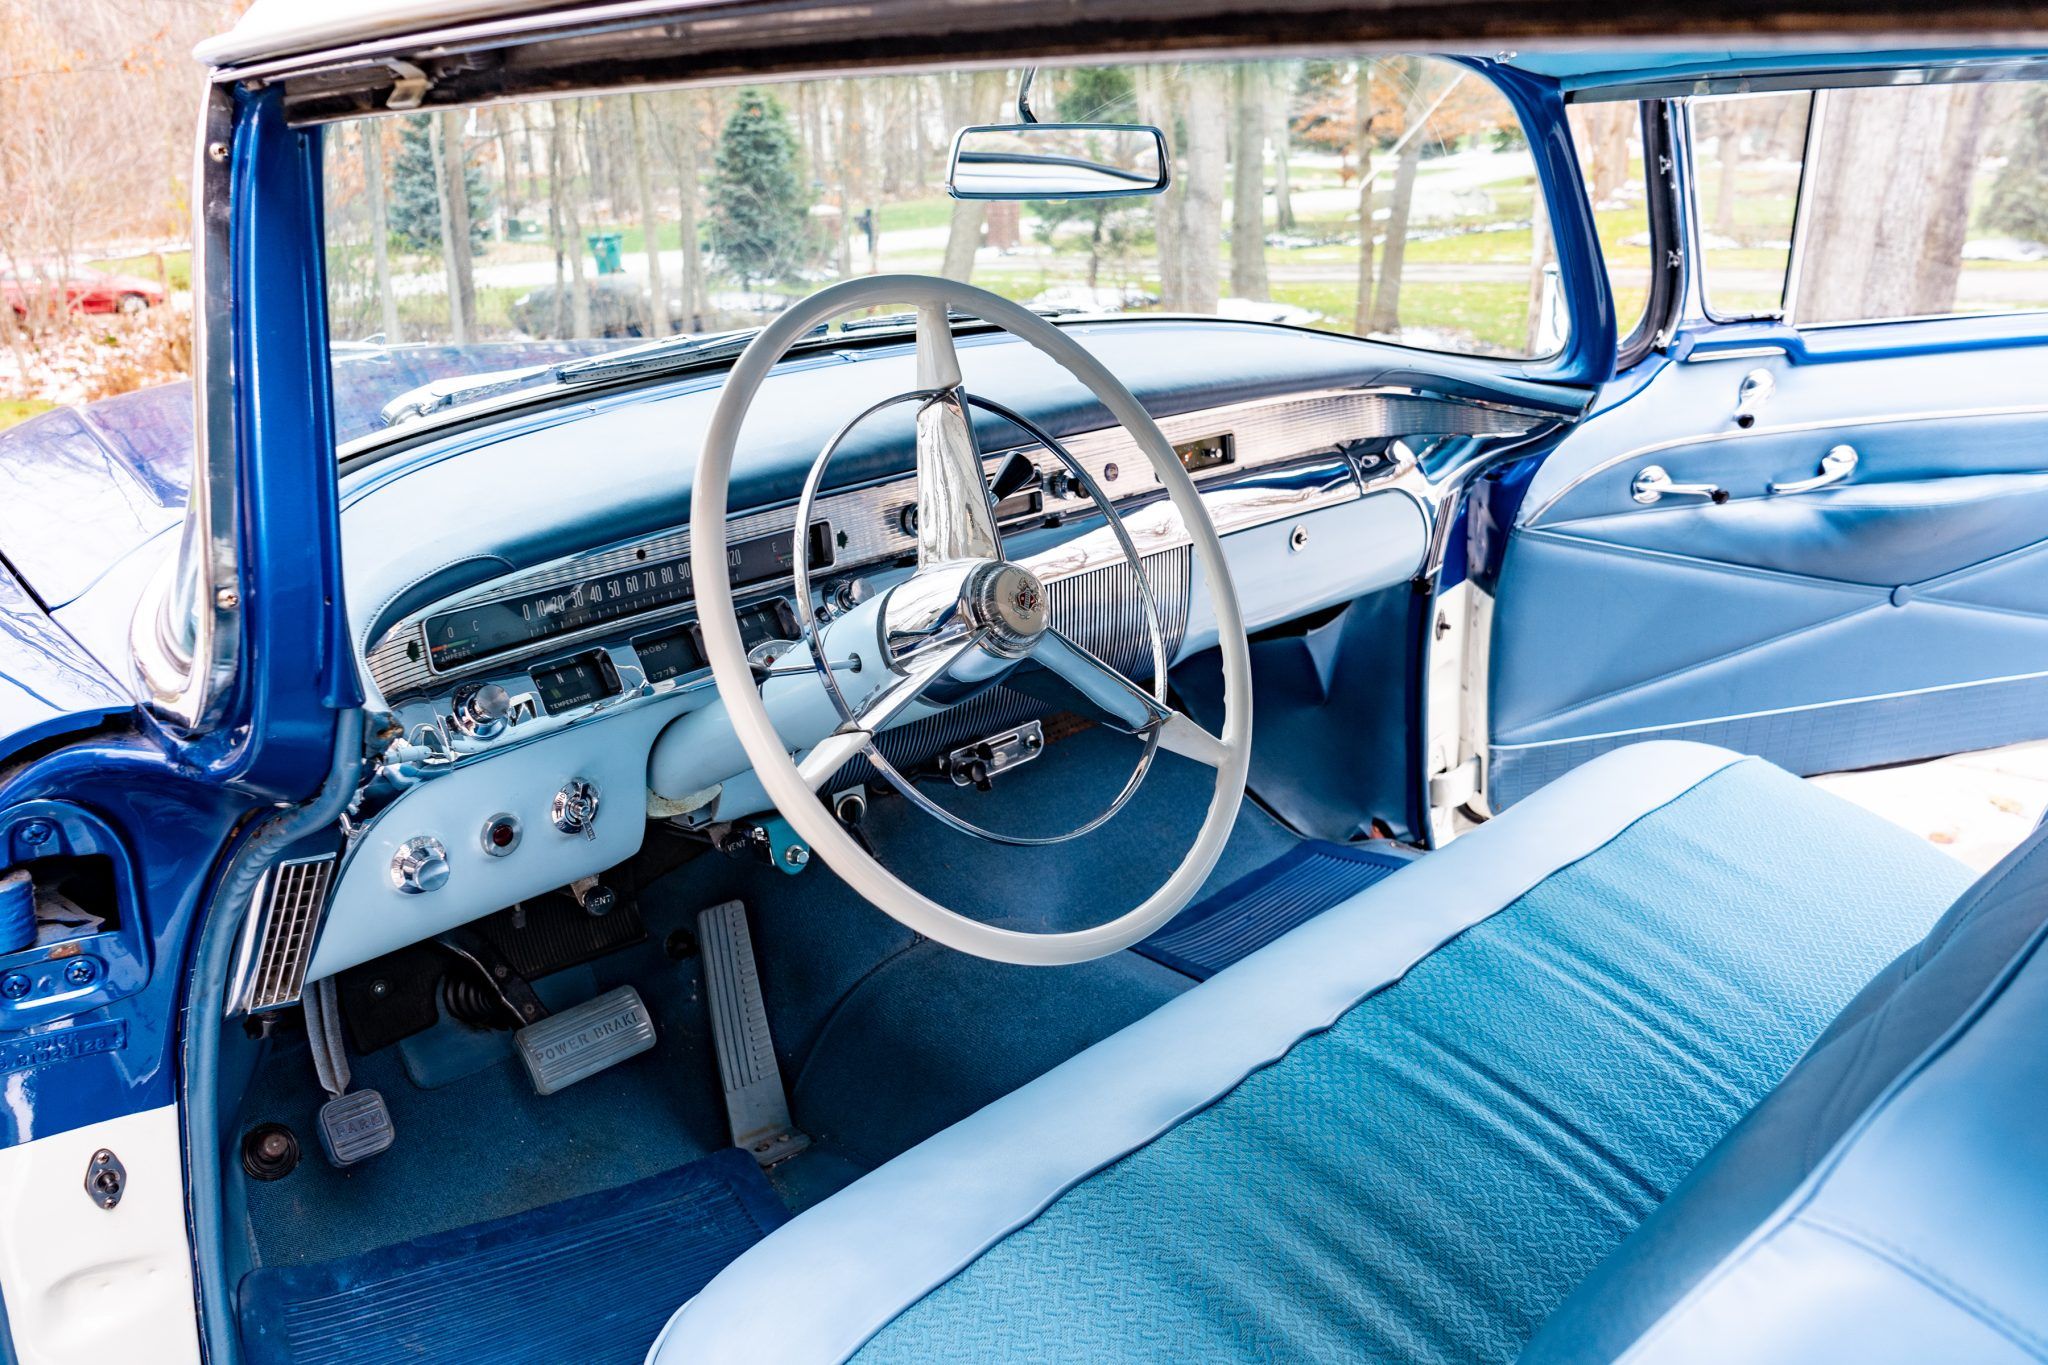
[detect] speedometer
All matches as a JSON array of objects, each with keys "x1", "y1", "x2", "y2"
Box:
[{"x1": 424, "y1": 521, "x2": 832, "y2": 670}]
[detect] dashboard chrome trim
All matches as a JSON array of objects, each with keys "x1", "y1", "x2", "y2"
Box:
[{"x1": 363, "y1": 385, "x2": 1545, "y2": 702}]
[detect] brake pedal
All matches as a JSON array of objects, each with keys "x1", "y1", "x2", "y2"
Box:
[
  {"x1": 698, "y1": 900, "x2": 810, "y2": 1166},
  {"x1": 513, "y1": 985, "x2": 657, "y2": 1095}
]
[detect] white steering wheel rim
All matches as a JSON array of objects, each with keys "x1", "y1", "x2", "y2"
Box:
[{"x1": 691, "y1": 274, "x2": 1252, "y2": 966}]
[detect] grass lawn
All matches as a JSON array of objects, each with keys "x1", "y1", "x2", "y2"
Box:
[
  {"x1": 90, "y1": 251, "x2": 191, "y2": 292},
  {"x1": 0, "y1": 398, "x2": 57, "y2": 431}
]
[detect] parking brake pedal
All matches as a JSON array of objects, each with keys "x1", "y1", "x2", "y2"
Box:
[
  {"x1": 304, "y1": 977, "x2": 395, "y2": 1167},
  {"x1": 698, "y1": 900, "x2": 810, "y2": 1166}
]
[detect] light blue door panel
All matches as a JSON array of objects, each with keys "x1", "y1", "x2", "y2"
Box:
[{"x1": 1491, "y1": 338, "x2": 2048, "y2": 809}]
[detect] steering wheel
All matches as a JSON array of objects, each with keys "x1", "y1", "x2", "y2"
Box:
[{"x1": 692, "y1": 275, "x2": 1251, "y2": 966}]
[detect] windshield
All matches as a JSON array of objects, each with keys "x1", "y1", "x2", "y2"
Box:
[{"x1": 319, "y1": 57, "x2": 1562, "y2": 439}]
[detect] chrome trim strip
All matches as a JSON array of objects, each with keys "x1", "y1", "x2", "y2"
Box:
[
  {"x1": 1524, "y1": 402, "x2": 2048, "y2": 525},
  {"x1": 132, "y1": 83, "x2": 240, "y2": 731},
  {"x1": 1584, "y1": 57, "x2": 2048, "y2": 106},
  {"x1": 1493, "y1": 665, "x2": 2048, "y2": 752}
]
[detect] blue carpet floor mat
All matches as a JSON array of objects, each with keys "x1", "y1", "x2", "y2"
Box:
[
  {"x1": 1136, "y1": 841, "x2": 1415, "y2": 979},
  {"x1": 238, "y1": 1147, "x2": 786, "y2": 1365}
]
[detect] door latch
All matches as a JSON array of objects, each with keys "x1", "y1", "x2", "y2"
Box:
[{"x1": 1632, "y1": 466, "x2": 1729, "y2": 505}]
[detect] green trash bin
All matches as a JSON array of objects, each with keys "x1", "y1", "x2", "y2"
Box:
[{"x1": 587, "y1": 230, "x2": 624, "y2": 276}]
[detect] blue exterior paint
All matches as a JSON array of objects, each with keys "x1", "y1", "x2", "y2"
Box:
[
  {"x1": 1454, "y1": 59, "x2": 1618, "y2": 391},
  {"x1": 0, "y1": 89, "x2": 360, "y2": 1152},
  {"x1": 0, "y1": 561, "x2": 128, "y2": 757}
]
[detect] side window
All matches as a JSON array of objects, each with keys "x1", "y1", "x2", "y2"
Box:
[
  {"x1": 1566, "y1": 102, "x2": 1651, "y2": 343},
  {"x1": 1686, "y1": 91, "x2": 1811, "y2": 320},
  {"x1": 1794, "y1": 81, "x2": 2046, "y2": 325}
]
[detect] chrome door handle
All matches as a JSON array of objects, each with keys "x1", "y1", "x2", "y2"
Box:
[
  {"x1": 1632, "y1": 465, "x2": 1729, "y2": 505},
  {"x1": 1769, "y1": 444, "x2": 1858, "y2": 496}
]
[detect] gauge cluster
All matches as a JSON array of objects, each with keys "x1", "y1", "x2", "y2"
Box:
[{"x1": 425, "y1": 522, "x2": 833, "y2": 670}]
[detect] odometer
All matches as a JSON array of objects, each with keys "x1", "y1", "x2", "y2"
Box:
[{"x1": 425, "y1": 522, "x2": 831, "y2": 670}]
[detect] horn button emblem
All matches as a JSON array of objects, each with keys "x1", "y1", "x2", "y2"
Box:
[{"x1": 970, "y1": 562, "x2": 1051, "y2": 652}]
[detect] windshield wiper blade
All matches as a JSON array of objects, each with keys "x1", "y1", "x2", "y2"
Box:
[
  {"x1": 378, "y1": 363, "x2": 557, "y2": 427},
  {"x1": 552, "y1": 327, "x2": 765, "y2": 384},
  {"x1": 374, "y1": 306, "x2": 1091, "y2": 429}
]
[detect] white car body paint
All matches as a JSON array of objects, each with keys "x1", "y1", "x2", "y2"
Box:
[{"x1": 0, "y1": 1105, "x2": 199, "y2": 1365}]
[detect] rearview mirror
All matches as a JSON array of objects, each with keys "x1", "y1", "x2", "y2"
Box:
[{"x1": 946, "y1": 123, "x2": 1171, "y2": 201}]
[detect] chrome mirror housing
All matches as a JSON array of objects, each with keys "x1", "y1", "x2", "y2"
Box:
[{"x1": 946, "y1": 123, "x2": 1170, "y2": 201}]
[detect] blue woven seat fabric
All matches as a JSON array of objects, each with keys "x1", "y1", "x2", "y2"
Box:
[{"x1": 852, "y1": 761, "x2": 1973, "y2": 1364}]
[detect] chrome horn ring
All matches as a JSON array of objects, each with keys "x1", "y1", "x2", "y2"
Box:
[{"x1": 789, "y1": 390, "x2": 1171, "y2": 846}]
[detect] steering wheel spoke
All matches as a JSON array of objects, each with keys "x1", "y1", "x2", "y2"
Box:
[
  {"x1": 1031, "y1": 628, "x2": 1229, "y2": 769},
  {"x1": 913, "y1": 305, "x2": 1001, "y2": 567},
  {"x1": 794, "y1": 627, "x2": 992, "y2": 791}
]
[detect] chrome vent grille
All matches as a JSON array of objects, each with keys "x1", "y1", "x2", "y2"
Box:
[{"x1": 229, "y1": 854, "x2": 337, "y2": 1014}]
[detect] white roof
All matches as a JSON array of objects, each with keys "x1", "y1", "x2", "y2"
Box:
[{"x1": 194, "y1": 0, "x2": 594, "y2": 69}]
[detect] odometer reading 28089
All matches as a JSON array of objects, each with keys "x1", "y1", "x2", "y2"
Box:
[{"x1": 424, "y1": 522, "x2": 831, "y2": 671}]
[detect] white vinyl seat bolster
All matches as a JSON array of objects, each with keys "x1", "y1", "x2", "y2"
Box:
[{"x1": 648, "y1": 740, "x2": 1752, "y2": 1365}]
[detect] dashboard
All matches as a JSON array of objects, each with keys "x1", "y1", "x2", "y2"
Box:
[{"x1": 295, "y1": 319, "x2": 1571, "y2": 985}]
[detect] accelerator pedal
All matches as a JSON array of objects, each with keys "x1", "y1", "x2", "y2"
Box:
[{"x1": 698, "y1": 900, "x2": 810, "y2": 1166}]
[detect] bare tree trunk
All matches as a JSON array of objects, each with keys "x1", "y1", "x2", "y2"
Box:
[
  {"x1": 1367, "y1": 65, "x2": 1429, "y2": 336},
  {"x1": 1526, "y1": 190, "x2": 1556, "y2": 354},
  {"x1": 358, "y1": 125, "x2": 401, "y2": 342},
  {"x1": 1229, "y1": 65, "x2": 1271, "y2": 300},
  {"x1": 1175, "y1": 67, "x2": 1229, "y2": 311},
  {"x1": 669, "y1": 93, "x2": 711, "y2": 328},
  {"x1": 1133, "y1": 66, "x2": 1184, "y2": 305},
  {"x1": 1913, "y1": 85, "x2": 1991, "y2": 316},
  {"x1": 519, "y1": 107, "x2": 542, "y2": 207},
  {"x1": 939, "y1": 72, "x2": 999, "y2": 281},
  {"x1": 1352, "y1": 61, "x2": 1378, "y2": 334},
  {"x1": 1799, "y1": 88, "x2": 1983, "y2": 323},
  {"x1": 1270, "y1": 66, "x2": 1296, "y2": 232},
  {"x1": 432, "y1": 112, "x2": 476, "y2": 343},
  {"x1": 554, "y1": 105, "x2": 593, "y2": 337},
  {"x1": 492, "y1": 109, "x2": 517, "y2": 236},
  {"x1": 1713, "y1": 104, "x2": 1742, "y2": 236},
  {"x1": 835, "y1": 82, "x2": 857, "y2": 276},
  {"x1": 629, "y1": 95, "x2": 672, "y2": 334}
]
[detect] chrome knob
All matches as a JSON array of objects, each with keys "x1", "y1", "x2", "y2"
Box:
[
  {"x1": 552, "y1": 778, "x2": 600, "y2": 839},
  {"x1": 390, "y1": 836, "x2": 450, "y2": 894},
  {"x1": 452, "y1": 683, "x2": 513, "y2": 739}
]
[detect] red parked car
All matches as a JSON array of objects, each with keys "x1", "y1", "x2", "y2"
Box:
[{"x1": 1, "y1": 261, "x2": 166, "y2": 316}]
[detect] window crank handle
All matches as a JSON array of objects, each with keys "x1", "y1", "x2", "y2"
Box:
[{"x1": 1631, "y1": 465, "x2": 1729, "y2": 505}]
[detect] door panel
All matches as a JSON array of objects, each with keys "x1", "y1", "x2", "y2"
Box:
[{"x1": 1489, "y1": 337, "x2": 2048, "y2": 809}]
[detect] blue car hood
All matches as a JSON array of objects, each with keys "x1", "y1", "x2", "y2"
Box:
[{"x1": 0, "y1": 558, "x2": 130, "y2": 760}]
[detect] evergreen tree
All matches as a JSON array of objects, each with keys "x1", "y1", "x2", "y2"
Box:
[
  {"x1": 708, "y1": 89, "x2": 813, "y2": 288},
  {"x1": 388, "y1": 116, "x2": 492, "y2": 255},
  {"x1": 1985, "y1": 86, "x2": 2048, "y2": 247}
]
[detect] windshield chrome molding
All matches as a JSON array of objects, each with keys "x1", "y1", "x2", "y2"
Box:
[
  {"x1": 1778, "y1": 88, "x2": 1827, "y2": 327},
  {"x1": 132, "y1": 82, "x2": 241, "y2": 733},
  {"x1": 1580, "y1": 56, "x2": 2048, "y2": 105}
]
